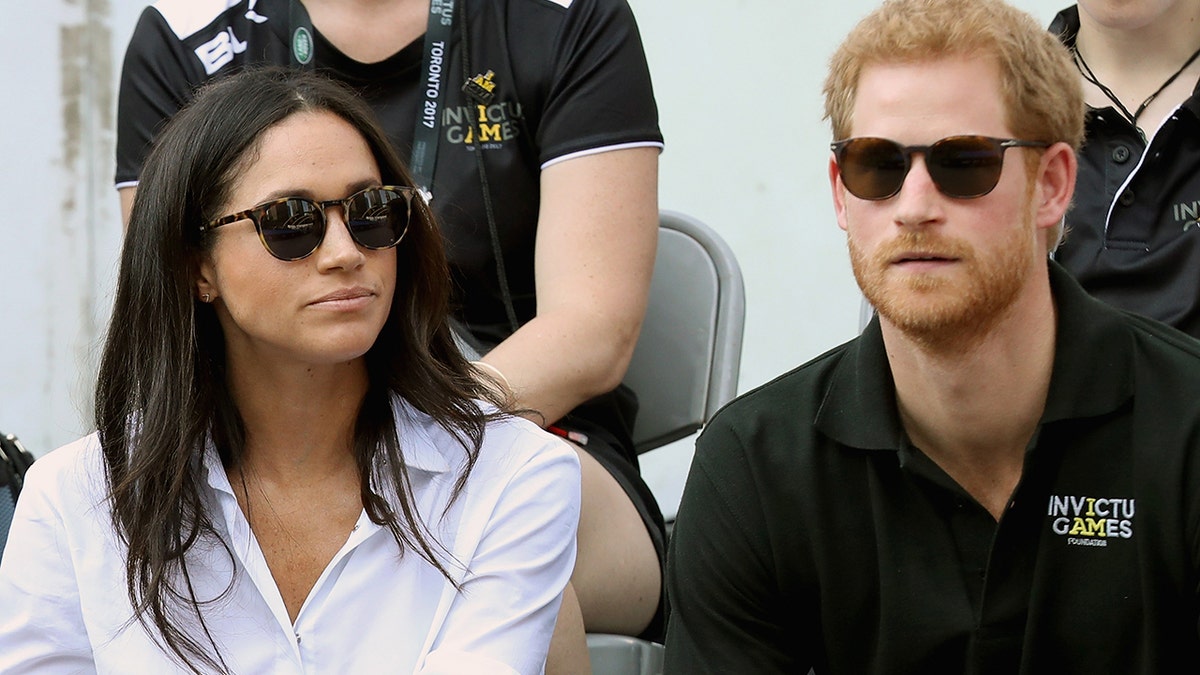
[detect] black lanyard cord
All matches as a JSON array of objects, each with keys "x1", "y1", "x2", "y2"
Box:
[
  {"x1": 1074, "y1": 42, "x2": 1200, "y2": 139},
  {"x1": 457, "y1": 0, "x2": 520, "y2": 334}
]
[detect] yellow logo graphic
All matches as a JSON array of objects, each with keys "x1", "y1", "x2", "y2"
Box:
[{"x1": 463, "y1": 70, "x2": 498, "y2": 103}]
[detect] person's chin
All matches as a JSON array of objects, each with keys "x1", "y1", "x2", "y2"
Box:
[{"x1": 307, "y1": 324, "x2": 387, "y2": 363}]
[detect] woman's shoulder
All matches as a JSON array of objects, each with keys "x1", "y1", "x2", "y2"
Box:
[
  {"x1": 394, "y1": 399, "x2": 578, "y2": 478},
  {"x1": 481, "y1": 413, "x2": 578, "y2": 467},
  {"x1": 19, "y1": 433, "x2": 109, "y2": 512}
]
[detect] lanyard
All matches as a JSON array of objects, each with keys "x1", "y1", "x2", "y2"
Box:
[
  {"x1": 286, "y1": 0, "x2": 453, "y2": 200},
  {"x1": 409, "y1": 0, "x2": 457, "y2": 201}
]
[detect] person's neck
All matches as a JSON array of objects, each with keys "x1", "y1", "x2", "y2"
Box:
[
  {"x1": 226, "y1": 355, "x2": 370, "y2": 480},
  {"x1": 1075, "y1": 5, "x2": 1200, "y2": 135},
  {"x1": 1076, "y1": 3, "x2": 1200, "y2": 71},
  {"x1": 880, "y1": 273, "x2": 1057, "y2": 520},
  {"x1": 301, "y1": 0, "x2": 431, "y2": 64}
]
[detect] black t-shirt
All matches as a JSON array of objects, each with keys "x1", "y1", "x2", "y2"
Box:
[
  {"x1": 665, "y1": 263, "x2": 1200, "y2": 673},
  {"x1": 116, "y1": 0, "x2": 663, "y2": 340}
]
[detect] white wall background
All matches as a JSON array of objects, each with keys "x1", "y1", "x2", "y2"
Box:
[{"x1": 0, "y1": 0, "x2": 1058, "y2": 517}]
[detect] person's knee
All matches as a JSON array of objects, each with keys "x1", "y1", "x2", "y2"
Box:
[{"x1": 546, "y1": 583, "x2": 591, "y2": 675}]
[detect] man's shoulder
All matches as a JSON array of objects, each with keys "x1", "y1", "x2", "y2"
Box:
[
  {"x1": 1051, "y1": 263, "x2": 1200, "y2": 397},
  {"x1": 1124, "y1": 310, "x2": 1200, "y2": 375},
  {"x1": 705, "y1": 339, "x2": 856, "y2": 438},
  {"x1": 690, "y1": 339, "x2": 874, "y2": 524},
  {"x1": 1064, "y1": 289, "x2": 1200, "y2": 417}
]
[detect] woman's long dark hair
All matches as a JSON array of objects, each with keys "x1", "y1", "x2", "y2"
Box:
[{"x1": 96, "y1": 66, "x2": 505, "y2": 673}]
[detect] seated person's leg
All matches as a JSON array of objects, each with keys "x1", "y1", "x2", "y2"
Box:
[{"x1": 573, "y1": 445, "x2": 662, "y2": 635}]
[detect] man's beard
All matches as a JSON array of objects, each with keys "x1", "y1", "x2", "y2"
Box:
[{"x1": 849, "y1": 215, "x2": 1036, "y2": 351}]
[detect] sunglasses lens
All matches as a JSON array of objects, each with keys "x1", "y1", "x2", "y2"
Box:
[
  {"x1": 260, "y1": 199, "x2": 325, "y2": 260},
  {"x1": 928, "y1": 136, "x2": 1004, "y2": 198},
  {"x1": 838, "y1": 138, "x2": 908, "y2": 200},
  {"x1": 346, "y1": 188, "x2": 411, "y2": 249}
]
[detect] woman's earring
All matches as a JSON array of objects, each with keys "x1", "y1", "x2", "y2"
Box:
[{"x1": 202, "y1": 293, "x2": 211, "y2": 303}]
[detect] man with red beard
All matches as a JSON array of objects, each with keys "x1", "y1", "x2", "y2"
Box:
[{"x1": 664, "y1": 0, "x2": 1200, "y2": 673}]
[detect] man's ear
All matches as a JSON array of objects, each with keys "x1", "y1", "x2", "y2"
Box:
[
  {"x1": 1033, "y1": 141, "x2": 1077, "y2": 233},
  {"x1": 830, "y1": 152, "x2": 850, "y2": 233}
]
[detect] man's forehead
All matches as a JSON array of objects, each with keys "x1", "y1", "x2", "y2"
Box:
[{"x1": 849, "y1": 56, "x2": 1009, "y2": 138}]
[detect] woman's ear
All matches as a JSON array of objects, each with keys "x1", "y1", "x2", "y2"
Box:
[{"x1": 195, "y1": 256, "x2": 218, "y2": 304}]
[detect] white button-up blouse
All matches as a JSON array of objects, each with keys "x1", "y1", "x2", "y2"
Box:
[{"x1": 0, "y1": 401, "x2": 580, "y2": 674}]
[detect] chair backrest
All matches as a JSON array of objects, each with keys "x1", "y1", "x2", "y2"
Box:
[
  {"x1": 1, "y1": 432, "x2": 34, "y2": 562},
  {"x1": 624, "y1": 211, "x2": 746, "y2": 454}
]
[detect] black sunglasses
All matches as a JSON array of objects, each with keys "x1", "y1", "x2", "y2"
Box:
[
  {"x1": 202, "y1": 186, "x2": 418, "y2": 261},
  {"x1": 831, "y1": 135, "x2": 1050, "y2": 201}
]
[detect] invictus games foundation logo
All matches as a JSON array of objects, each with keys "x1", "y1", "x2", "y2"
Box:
[
  {"x1": 1176, "y1": 200, "x2": 1200, "y2": 232},
  {"x1": 1048, "y1": 494, "x2": 1135, "y2": 547},
  {"x1": 442, "y1": 101, "x2": 524, "y2": 149},
  {"x1": 292, "y1": 26, "x2": 313, "y2": 65}
]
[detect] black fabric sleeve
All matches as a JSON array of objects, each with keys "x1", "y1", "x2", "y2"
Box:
[
  {"x1": 664, "y1": 420, "x2": 810, "y2": 674},
  {"x1": 536, "y1": 0, "x2": 662, "y2": 163},
  {"x1": 115, "y1": 7, "x2": 206, "y2": 186}
]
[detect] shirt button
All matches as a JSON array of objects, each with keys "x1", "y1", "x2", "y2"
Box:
[
  {"x1": 1119, "y1": 190, "x2": 1135, "y2": 207},
  {"x1": 295, "y1": 633, "x2": 302, "y2": 645},
  {"x1": 1111, "y1": 145, "x2": 1131, "y2": 163}
]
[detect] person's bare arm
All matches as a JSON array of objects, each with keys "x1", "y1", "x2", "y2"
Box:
[
  {"x1": 119, "y1": 186, "x2": 137, "y2": 233},
  {"x1": 481, "y1": 146, "x2": 659, "y2": 426}
]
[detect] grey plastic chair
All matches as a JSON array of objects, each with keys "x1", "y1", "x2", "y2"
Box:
[
  {"x1": 588, "y1": 210, "x2": 746, "y2": 675},
  {"x1": 624, "y1": 210, "x2": 746, "y2": 454},
  {"x1": 587, "y1": 633, "x2": 667, "y2": 675}
]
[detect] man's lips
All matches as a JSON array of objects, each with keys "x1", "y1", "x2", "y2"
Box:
[{"x1": 891, "y1": 252, "x2": 959, "y2": 264}]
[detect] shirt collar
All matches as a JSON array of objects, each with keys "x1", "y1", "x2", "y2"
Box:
[
  {"x1": 1049, "y1": 6, "x2": 1079, "y2": 50},
  {"x1": 390, "y1": 400, "x2": 454, "y2": 475},
  {"x1": 815, "y1": 262, "x2": 1134, "y2": 452}
]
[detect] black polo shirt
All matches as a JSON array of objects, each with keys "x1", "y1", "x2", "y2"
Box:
[
  {"x1": 1050, "y1": 6, "x2": 1200, "y2": 338},
  {"x1": 665, "y1": 263, "x2": 1200, "y2": 674}
]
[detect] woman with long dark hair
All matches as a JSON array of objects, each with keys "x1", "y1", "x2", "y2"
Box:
[
  {"x1": 0, "y1": 67, "x2": 580, "y2": 673},
  {"x1": 116, "y1": 3, "x2": 667, "y2": 664}
]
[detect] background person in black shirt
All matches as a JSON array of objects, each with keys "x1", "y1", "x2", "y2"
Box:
[{"x1": 1050, "y1": 0, "x2": 1200, "y2": 337}]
